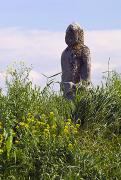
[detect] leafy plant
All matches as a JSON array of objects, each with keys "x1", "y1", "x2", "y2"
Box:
[{"x1": 0, "y1": 63, "x2": 121, "y2": 179}]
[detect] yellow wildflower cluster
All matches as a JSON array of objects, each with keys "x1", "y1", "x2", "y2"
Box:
[
  {"x1": 19, "y1": 122, "x2": 29, "y2": 129},
  {"x1": 43, "y1": 128, "x2": 50, "y2": 139},
  {"x1": 49, "y1": 112, "x2": 54, "y2": 119},
  {"x1": 63, "y1": 119, "x2": 79, "y2": 136},
  {"x1": 68, "y1": 143, "x2": 73, "y2": 151},
  {"x1": 0, "y1": 112, "x2": 80, "y2": 156}
]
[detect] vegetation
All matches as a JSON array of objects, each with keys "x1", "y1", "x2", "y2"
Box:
[{"x1": 0, "y1": 63, "x2": 121, "y2": 179}]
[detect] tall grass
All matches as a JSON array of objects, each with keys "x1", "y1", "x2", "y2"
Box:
[{"x1": 0, "y1": 63, "x2": 121, "y2": 179}]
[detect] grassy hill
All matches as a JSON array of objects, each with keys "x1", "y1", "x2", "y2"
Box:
[{"x1": 0, "y1": 64, "x2": 121, "y2": 179}]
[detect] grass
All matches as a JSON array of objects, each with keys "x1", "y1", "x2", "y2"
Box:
[{"x1": 0, "y1": 63, "x2": 121, "y2": 180}]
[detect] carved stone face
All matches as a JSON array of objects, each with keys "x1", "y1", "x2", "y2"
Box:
[{"x1": 65, "y1": 23, "x2": 84, "y2": 47}]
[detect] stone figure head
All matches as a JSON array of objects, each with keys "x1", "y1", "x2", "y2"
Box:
[{"x1": 65, "y1": 23, "x2": 84, "y2": 47}]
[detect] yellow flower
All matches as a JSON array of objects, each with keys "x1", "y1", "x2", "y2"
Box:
[
  {"x1": 49, "y1": 112, "x2": 54, "y2": 119},
  {"x1": 24, "y1": 124, "x2": 29, "y2": 129},
  {"x1": 51, "y1": 124, "x2": 57, "y2": 134},
  {"x1": 73, "y1": 128, "x2": 78, "y2": 134},
  {"x1": 40, "y1": 122, "x2": 46, "y2": 126},
  {"x1": 66, "y1": 122, "x2": 71, "y2": 126},
  {"x1": 15, "y1": 140, "x2": 19, "y2": 144},
  {"x1": 0, "y1": 134, "x2": 3, "y2": 141},
  {"x1": 19, "y1": 122, "x2": 26, "y2": 126},
  {"x1": 67, "y1": 119, "x2": 71, "y2": 123},
  {"x1": 16, "y1": 125, "x2": 19, "y2": 129},
  {"x1": 70, "y1": 125, "x2": 74, "y2": 129},
  {"x1": 64, "y1": 125, "x2": 68, "y2": 129},
  {"x1": 19, "y1": 122, "x2": 29, "y2": 129},
  {"x1": 52, "y1": 124, "x2": 57, "y2": 130},
  {"x1": 64, "y1": 127, "x2": 69, "y2": 134},
  {"x1": 44, "y1": 129, "x2": 49, "y2": 133},
  {"x1": 36, "y1": 121, "x2": 41, "y2": 125},
  {"x1": 46, "y1": 124, "x2": 50, "y2": 129},
  {"x1": 43, "y1": 128, "x2": 50, "y2": 138},
  {"x1": 27, "y1": 113, "x2": 32, "y2": 117},
  {"x1": 76, "y1": 124, "x2": 80, "y2": 129},
  {"x1": 27, "y1": 113, "x2": 34, "y2": 119},
  {"x1": 27, "y1": 117, "x2": 34, "y2": 122},
  {"x1": 68, "y1": 143, "x2": 73, "y2": 151},
  {"x1": 41, "y1": 114, "x2": 46, "y2": 121}
]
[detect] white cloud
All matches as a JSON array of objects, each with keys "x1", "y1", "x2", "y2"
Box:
[
  {"x1": 0, "y1": 27, "x2": 121, "y2": 90},
  {"x1": 85, "y1": 30, "x2": 121, "y2": 84},
  {"x1": 29, "y1": 70, "x2": 42, "y2": 84}
]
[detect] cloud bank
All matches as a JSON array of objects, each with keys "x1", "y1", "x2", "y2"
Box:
[{"x1": 0, "y1": 27, "x2": 121, "y2": 90}]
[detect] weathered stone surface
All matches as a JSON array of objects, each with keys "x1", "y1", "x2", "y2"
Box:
[{"x1": 61, "y1": 23, "x2": 91, "y2": 99}]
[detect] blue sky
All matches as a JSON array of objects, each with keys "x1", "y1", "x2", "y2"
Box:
[
  {"x1": 0, "y1": 0, "x2": 121, "y2": 90},
  {"x1": 0, "y1": 0, "x2": 121, "y2": 30}
]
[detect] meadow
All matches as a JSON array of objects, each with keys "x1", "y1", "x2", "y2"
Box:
[{"x1": 0, "y1": 63, "x2": 121, "y2": 179}]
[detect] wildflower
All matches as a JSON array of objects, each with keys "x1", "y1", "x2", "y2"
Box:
[
  {"x1": 15, "y1": 140, "x2": 19, "y2": 144},
  {"x1": 0, "y1": 134, "x2": 3, "y2": 141},
  {"x1": 41, "y1": 114, "x2": 46, "y2": 122},
  {"x1": 46, "y1": 124, "x2": 50, "y2": 129},
  {"x1": 51, "y1": 124, "x2": 57, "y2": 134},
  {"x1": 49, "y1": 112, "x2": 54, "y2": 119},
  {"x1": 43, "y1": 128, "x2": 50, "y2": 138},
  {"x1": 76, "y1": 124, "x2": 80, "y2": 129},
  {"x1": 52, "y1": 124, "x2": 57, "y2": 130},
  {"x1": 70, "y1": 125, "x2": 75, "y2": 131},
  {"x1": 44, "y1": 129, "x2": 49, "y2": 134},
  {"x1": 65, "y1": 125, "x2": 68, "y2": 129},
  {"x1": 27, "y1": 117, "x2": 34, "y2": 123},
  {"x1": 27, "y1": 113, "x2": 32, "y2": 117},
  {"x1": 16, "y1": 125, "x2": 19, "y2": 129},
  {"x1": 24, "y1": 124, "x2": 29, "y2": 129},
  {"x1": 67, "y1": 119, "x2": 71, "y2": 123},
  {"x1": 36, "y1": 121, "x2": 41, "y2": 125},
  {"x1": 73, "y1": 128, "x2": 78, "y2": 134},
  {"x1": 66, "y1": 122, "x2": 71, "y2": 126},
  {"x1": 39, "y1": 122, "x2": 46, "y2": 127},
  {"x1": 19, "y1": 122, "x2": 29, "y2": 128},
  {"x1": 64, "y1": 126, "x2": 69, "y2": 134},
  {"x1": 68, "y1": 143, "x2": 73, "y2": 151},
  {"x1": 19, "y1": 122, "x2": 26, "y2": 126}
]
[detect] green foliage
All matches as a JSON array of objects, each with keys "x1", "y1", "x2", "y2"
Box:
[{"x1": 0, "y1": 63, "x2": 121, "y2": 179}]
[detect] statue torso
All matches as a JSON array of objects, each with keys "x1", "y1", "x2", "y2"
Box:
[{"x1": 61, "y1": 46, "x2": 84, "y2": 84}]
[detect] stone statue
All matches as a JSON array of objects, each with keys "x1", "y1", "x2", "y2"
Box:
[{"x1": 61, "y1": 23, "x2": 91, "y2": 99}]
